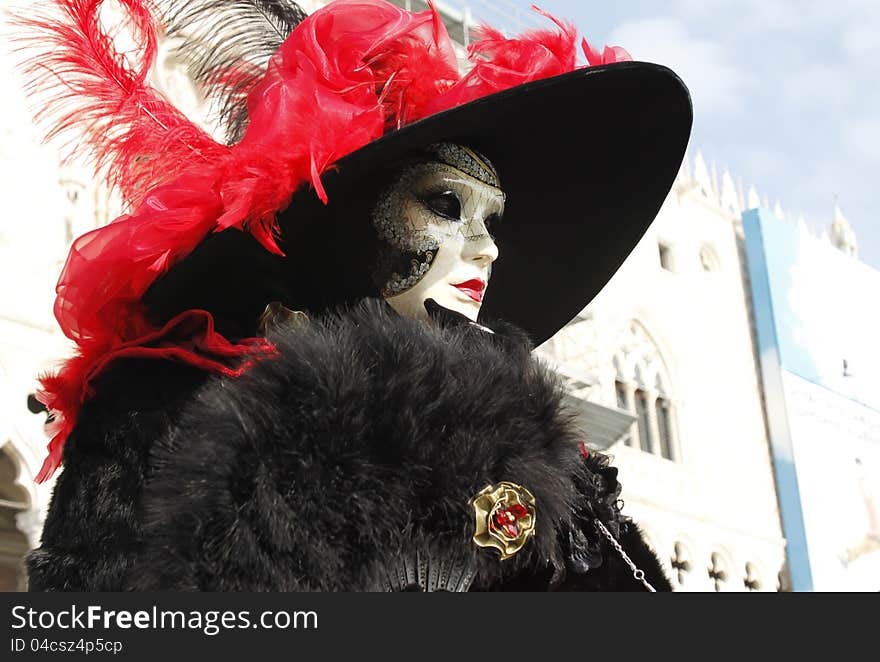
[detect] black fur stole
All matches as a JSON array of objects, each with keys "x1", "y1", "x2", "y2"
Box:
[{"x1": 131, "y1": 301, "x2": 670, "y2": 591}]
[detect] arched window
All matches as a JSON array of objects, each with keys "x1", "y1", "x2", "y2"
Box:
[
  {"x1": 0, "y1": 445, "x2": 31, "y2": 592},
  {"x1": 612, "y1": 321, "x2": 679, "y2": 461}
]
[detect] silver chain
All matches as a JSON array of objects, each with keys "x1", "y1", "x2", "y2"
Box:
[{"x1": 594, "y1": 519, "x2": 657, "y2": 592}]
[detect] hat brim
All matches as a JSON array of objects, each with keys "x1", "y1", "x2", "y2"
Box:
[
  {"x1": 146, "y1": 61, "x2": 692, "y2": 345},
  {"x1": 320, "y1": 61, "x2": 693, "y2": 346}
]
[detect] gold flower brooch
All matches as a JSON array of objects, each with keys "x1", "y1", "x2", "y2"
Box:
[{"x1": 470, "y1": 481, "x2": 536, "y2": 560}]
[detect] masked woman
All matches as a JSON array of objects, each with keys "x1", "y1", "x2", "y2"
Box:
[{"x1": 19, "y1": 0, "x2": 691, "y2": 591}]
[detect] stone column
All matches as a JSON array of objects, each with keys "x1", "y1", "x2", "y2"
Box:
[
  {"x1": 624, "y1": 381, "x2": 638, "y2": 448},
  {"x1": 646, "y1": 388, "x2": 662, "y2": 456}
]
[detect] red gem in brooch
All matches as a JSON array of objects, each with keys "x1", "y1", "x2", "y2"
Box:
[
  {"x1": 489, "y1": 503, "x2": 530, "y2": 539},
  {"x1": 470, "y1": 482, "x2": 536, "y2": 560}
]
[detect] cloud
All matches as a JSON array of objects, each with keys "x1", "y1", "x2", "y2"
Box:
[
  {"x1": 781, "y1": 64, "x2": 855, "y2": 112},
  {"x1": 674, "y1": 0, "x2": 880, "y2": 33},
  {"x1": 608, "y1": 18, "x2": 752, "y2": 116},
  {"x1": 740, "y1": 147, "x2": 788, "y2": 186},
  {"x1": 599, "y1": 0, "x2": 880, "y2": 267},
  {"x1": 842, "y1": 18, "x2": 880, "y2": 58},
  {"x1": 843, "y1": 117, "x2": 880, "y2": 164},
  {"x1": 671, "y1": 0, "x2": 794, "y2": 30}
]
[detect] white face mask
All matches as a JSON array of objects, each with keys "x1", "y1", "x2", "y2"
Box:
[{"x1": 370, "y1": 144, "x2": 504, "y2": 322}]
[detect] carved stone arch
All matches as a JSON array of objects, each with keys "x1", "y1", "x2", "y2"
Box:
[
  {"x1": 654, "y1": 370, "x2": 668, "y2": 397},
  {"x1": 535, "y1": 317, "x2": 601, "y2": 400},
  {"x1": 621, "y1": 319, "x2": 674, "y2": 394},
  {"x1": 613, "y1": 317, "x2": 680, "y2": 460},
  {"x1": 539, "y1": 317, "x2": 599, "y2": 373},
  {"x1": 699, "y1": 242, "x2": 722, "y2": 273},
  {"x1": 644, "y1": 360, "x2": 662, "y2": 391},
  {"x1": 670, "y1": 538, "x2": 696, "y2": 589},
  {"x1": 743, "y1": 561, "x2": 763, "y2": 592},
  {"x1": 0, "y1": 441, "x2": 33, "y2": 591},
  {"x1": 707, "y1": 548, "x2": 737, "y2": 592},
  {"x1": 613, "y1": 352, "x2": 627, "y2": 382},
  {"x1": 634, "y1": 362, "x2": 649, "y2": 389},
  {"x1": 0, "y1": 357, "x2": 46, "y2": 502},
  {"x1": 0, "y1": 358, "x2": 14, "y2": 447}
]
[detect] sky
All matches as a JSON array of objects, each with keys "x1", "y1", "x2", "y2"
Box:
[{"x1": 474, "y1": 0, "x2": 880, "y2": 269}]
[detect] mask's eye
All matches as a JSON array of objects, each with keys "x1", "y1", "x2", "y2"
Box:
[{"x1": 423, "y1": 190, "x2": 461, "y2": 221}]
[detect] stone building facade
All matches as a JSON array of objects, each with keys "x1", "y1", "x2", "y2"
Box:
[{"x1": 536, "y1": 155, "x2": 790, "y2": 591}]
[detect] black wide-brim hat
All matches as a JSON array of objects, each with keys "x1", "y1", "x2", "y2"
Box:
[
  {"x1": 148, "y1": 62, "x2": 691, "y2": 346},
  {"x1": 316, "y1": 61, "x2": 692, "y2": 345}
]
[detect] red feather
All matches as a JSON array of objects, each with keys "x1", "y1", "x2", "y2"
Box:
[{"x1": 12, "y1": 0, "x2": 227, "y2": 208}]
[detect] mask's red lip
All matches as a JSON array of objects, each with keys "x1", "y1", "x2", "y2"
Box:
[{"x1": 452, "y1": 279, "x2": 486, "y2": 303}]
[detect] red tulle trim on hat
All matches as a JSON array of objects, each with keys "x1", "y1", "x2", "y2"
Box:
[
  {"x1": 35, "y1": 309, "x2": 278, "y2": 482},
  {"x1": 18, "y1": 0, "x2": 630, "y2": 481}
]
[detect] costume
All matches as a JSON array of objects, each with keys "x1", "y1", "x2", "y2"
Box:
[
  {"x1": 124, "y1": 300, "x2": 669, "y2": 591},
  {"x1": 17, "y1": 0, "x2": 691, "y2": 591}
]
